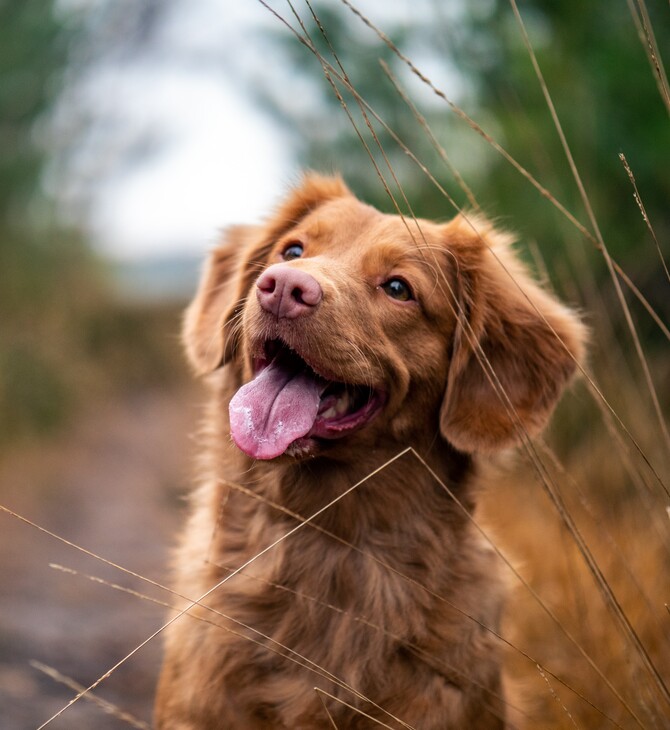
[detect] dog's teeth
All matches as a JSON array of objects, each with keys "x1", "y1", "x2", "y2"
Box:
[
  {"x1": 319, "y1": 393, "x2": 349, "y2": 421},
  {"x1": 335, "y1": 393, "x2": 350, "y2": 415}
]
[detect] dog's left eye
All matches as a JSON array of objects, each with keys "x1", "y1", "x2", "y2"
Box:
[
  {"x1": 282, "y1": 243, "x2": 304, "y2": 261},
  {"x1": 381, "y1": 278, "x2": 413, "y2": 302}
]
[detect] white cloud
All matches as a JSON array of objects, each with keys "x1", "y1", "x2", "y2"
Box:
[{"x1": 89, "y1": 69, "x2": 293, "y2": 260}]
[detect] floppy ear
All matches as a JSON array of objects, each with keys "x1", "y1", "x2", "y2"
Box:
[
  {"x1": 439, "y1": 216, "x2": 587, "y2": 452},
  {"x1": 183, "y1": 225, "x2": 260, "y2": 374},
  {"x1": 183, "y1": 173, "x2": 351, "y2": 374},
  {"x1": 264, "y1": 172, "x2": 351, "y2": 243}
]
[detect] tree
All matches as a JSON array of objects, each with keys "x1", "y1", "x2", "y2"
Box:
[
  {"x1": 244, "y1": 1, "x2": 482, "y2": 217},
  {"x1": 454, "y1": 1, "x2": 670, "y2": 265},
  {"x1": 0, "y1": 2, "x2": 105, "y2": 443}
]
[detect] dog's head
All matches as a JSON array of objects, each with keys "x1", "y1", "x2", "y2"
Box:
[{"x1": 184, "y1": 174, "x2": 586, "y2": 460}]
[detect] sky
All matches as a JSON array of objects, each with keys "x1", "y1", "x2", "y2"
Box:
[
  {"x1": 56, "y1": 1, "x2": 295, "y2": 262},
  {"x1": 88, "y1": 70, "x2": 291, "y2": 261}
]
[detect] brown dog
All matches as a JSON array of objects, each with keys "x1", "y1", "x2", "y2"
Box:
[{"x1": 155, "y1": 174, "x2": 585, "y2": 729}]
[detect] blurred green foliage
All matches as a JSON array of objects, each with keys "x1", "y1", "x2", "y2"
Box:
[
  {"x1": 0, "y1": 3, "x2": 187, "y2": 448},
  {"x1": 455, "y1": 2, "x2": 670, "y2": 278},
  {"x1": 454, "y1": 0, "x2": 670, "y2": 351},
  {"x1": 0, "y1": 2, "x2": 71, "y2": 219},
  {"x1": 0, "y1": 2, "x2": 87, "y2": 444}
]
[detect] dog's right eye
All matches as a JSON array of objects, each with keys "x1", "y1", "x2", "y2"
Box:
[
  {"x1": 381, "y1": 277, "x2": 413, "y2": 302},
  {"x1": 282, "y1": 243, "x2": 304, "y2": 261}
]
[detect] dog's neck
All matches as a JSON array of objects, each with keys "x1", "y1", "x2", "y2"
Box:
[{"x1": 223, "y1": 438, "x2": 475, "y2": 545}]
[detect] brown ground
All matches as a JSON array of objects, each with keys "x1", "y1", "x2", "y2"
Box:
[{"x1": 0, "y1": 385, "x2": 199, "y2": 729}]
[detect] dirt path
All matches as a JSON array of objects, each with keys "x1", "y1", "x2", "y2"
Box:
[{"x1": 0, "y1": 386, "x2": 200, "y2": 729}]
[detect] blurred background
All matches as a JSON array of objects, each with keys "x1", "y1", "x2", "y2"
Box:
[{"x1": 0, "y1": 1, "x2": 668, "y2": 728}]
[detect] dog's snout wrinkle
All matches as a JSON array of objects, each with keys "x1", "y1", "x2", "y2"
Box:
[{"x1": 257, "y1": 264, "x2": 322, "y2": 319}]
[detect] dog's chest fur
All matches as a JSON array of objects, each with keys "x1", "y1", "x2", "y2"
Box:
[{"x1": 167, "y1": 438, "x2": 505, "y2": 728}]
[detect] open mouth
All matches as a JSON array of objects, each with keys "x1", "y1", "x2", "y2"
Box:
[{"x1": 229, "y1": 339, "x2": 385, "y2": 460}]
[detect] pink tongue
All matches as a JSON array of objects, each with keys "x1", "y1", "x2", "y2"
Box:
[{"x1": 229, "y1": 359, "x2": 322, "y2": 459}]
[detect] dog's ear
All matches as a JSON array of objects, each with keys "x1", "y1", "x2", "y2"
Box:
[
  {"x1": 439, "y1": 216, "x2": 586, "y2": 452},
  {"x1": 183, "y1": 173, "x2": 351, "y2": 374},
  {"x1": 264, "y1": 172, "x2": 351, "y2": 244},
  {"x1": 183, "y1": 225, "x2": 260, "y2": 374}
]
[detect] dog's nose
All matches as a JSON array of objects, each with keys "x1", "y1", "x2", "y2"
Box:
[{"x1": 256, "y1": 264, "x2": 322, "y2": 319}]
